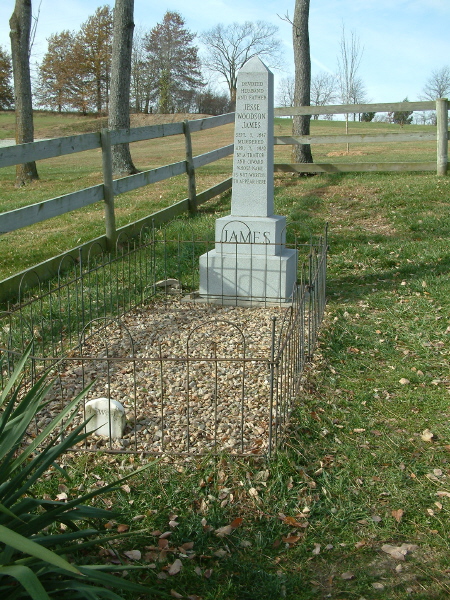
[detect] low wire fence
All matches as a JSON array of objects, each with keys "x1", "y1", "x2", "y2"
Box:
[{"x1": 0, "y1": 223, "x2": 328, "y2": 457}]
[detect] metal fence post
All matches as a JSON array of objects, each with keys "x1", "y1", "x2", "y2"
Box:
[
  {"x1": 436, "y1": 98, "x2": 448, "y2": 176},
  {"x1": 183, "y1": 120, "x2": 198, "y2": 215},
  {"x1": 100, "y1": 128, "x2": 117, "y2": 250}
]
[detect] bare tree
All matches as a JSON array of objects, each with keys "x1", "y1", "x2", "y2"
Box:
[
  {"x1": 310, "y1": 72, "x2": 337, "y2": 119},
  {"x1": 108, "y1": 0, "x2": 137, "y2": 175},
  {"x1": 291, "y1": 0, "x2": 313, "y2": 164},
  {"x1": 421, "y1": 66, "x2": 450, "y2": 100},
  {"x1": 9, "y1": 0, "x2": 39, "y2": 186},
  {"x1": 337, "y1": 25, "x2": 364, "y2": 142},
  {"x1": 202, "y1": 21, "x2": 282, "y2": 108},
  {"x1": 130, "y1": 25, "x2": 155, "y2": 113},
  {"x1": 276, "y1": 76, "x2": 295, "y2": 107}
]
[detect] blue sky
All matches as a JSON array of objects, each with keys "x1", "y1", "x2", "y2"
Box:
[{"x1": 1, "y1": 0, "x2": 449, "y2": 104}]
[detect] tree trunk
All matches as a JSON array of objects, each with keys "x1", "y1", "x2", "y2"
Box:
[
  {"x1": 109, "y1": 0, "x2": 138, "y2": 175},
  {"x1": 9, "y1": 0, "x2": 39, "y2": 186},
  {"x1": 292, "y1": 0, "x2": 313, "y2": 165}
]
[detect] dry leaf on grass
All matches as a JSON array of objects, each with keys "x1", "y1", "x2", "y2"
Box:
[
  {"x1": 282, "y1": 535, "x2": 302, "y2": 546},
  {"x1": 168, "y1": 559, "x2": 183, "y2": 576},
  {"x1": 341, "y1": 572, "x2": 355, "y2": 580},
  {"x1": 381, "y1": 543, "x2": 418, "y2": 561},
  {"x1": 123, "y1": 550, "x2": 141, "y2": 561},
  {"x1": 117, "y1": 524, "x2": 129, "y2": 533},
  {"x1": 421, "y1": 429, "x2": 435, "y2": 442},
  {"x1": 312, "y1": 543, "x2": 321, "y2": 555},
  {"x1": 436, "y1": 491, "x2": 450, "y2": 498},
  {"x1": 391, "y1": 508, "x2": 404, "y2": 523},
  {"x1": 214, "y1": 517, "x2": 242, "y2": 537},
  {"x1": 170, "y1": 591, "x2": 183, "y2": 599}
]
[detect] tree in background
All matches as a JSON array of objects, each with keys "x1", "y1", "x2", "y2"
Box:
[
  {"x1": 310, "y1": 72, "x2": 337, "y2": 119},
  {"x1": 276, "y1": 76, "x2": 295, "y2": 107},
  {"x1": 109, "y1": 0, "x2": 137, "y2": 175},
  {"x1": 9, "y1": 0, "x2": 39, "y2": 186},
  {"x1": 392, "y1": 98, "x2": 413, "y2": 126},
  {"x1": 202, "y1": 21, "x2": 281, "y2": 108},
  {"x1": 144, "y1": 11, "x2": 203, "y2": 113},
  {"x1": 130, "y1": 25, "x2": 156, "y2": 113},
  {"x1": 79, "y1": 5, "x2": 113, "y2": 114},
  {"x1": 194, "y1": 87, "x2": 232, "y2": 115},
  {"x1": 0, "y1": 46, "x2": 14, "y2": 109},
  {"x1": 37, "y1": 6, "x2": 113, "y2": 114},
  {"x1": 361, "y1": 111, "x2": 376, "y2": 122},
  {"x1": 421, "y1": 66, "x2": 450, "y2": 100},
  {"x1": 291, "y1": 0, "x2": 313, "y2": 164},
  {"x1": 36, "y1": 31, "x2": 75, "y2": 111},
  {"x1": 337, "y1": 25, "x2": 364, "y2": 142}
]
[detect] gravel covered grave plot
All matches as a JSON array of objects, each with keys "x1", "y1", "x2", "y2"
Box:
[{"x1": 40, "y1": 299, "x2": 292, "y2": 456}]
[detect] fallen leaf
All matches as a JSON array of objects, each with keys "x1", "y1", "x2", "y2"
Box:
[
  {"x1": 157, "y1": 572, "x2": 168, "y2": 580},
  {"x1": 421, "y1": 429, "x2": 435, "y2": 442},
  {"x1": 355, "y1": 540, "x2": 366, "y2": 549},
  {"x1": 170, "y1": 591, "x2": 183, "y2": 599},
  {"x1": 312, "y1": 543, "x2": 321, "y2": 555},
  {"x1": 283, "y1": 516, "x2": 304, "y2": 527},
  {"x1": 168, "y1": 559, "x2": 183, "y2": 576},
  {"x1": 214, "y1": 525, "x2": 233, "y2": 537},
  {"x1": 121, "y1": 484, "x2": 131, "y2": 493},
  {"x1": 282, "y1": 535, "x2": 302, "y2": 546},
  {"x1": 203, "y1": 568, "x2": 213, "y2": 579},
  {"x1": 436, "y1": 491, "x2": 450, "y2": 498},
  {"x1": 373, "y1": 582, "x2": 385, "y2": 590},
  {"x1": 169, "y1": 520, "x2": 179, "y2": 528},
  {"x1": 391, "y1": 509, "x2": 404, "y2": 523},
  {"x1": 248, "y1": 487, "x2": 258, "y2": 497},
  {"x1": 341, "y1": 572, "x2": 355, "y2": 580},
  {"x1": 180, "y1": 541, "x2": 194, "y2": 551},
  {"x1": 371, "y1": 515, "x2": 382, "y2": 523},
  {"x1": 123, "y1": 550, "x2": 141, "y2": 561},
  {"x1": 117, "y1": 524, "x2": 129, "y2": 533},
  {"x1": 399, "y1": 378, "x2": 410, "y2": 385},
  {"x1": 229, "y1": 517, "x2": 243, "y2": 529},
  {"x1": 159, "y1": 531, "x2": 172, "y2": 539}
]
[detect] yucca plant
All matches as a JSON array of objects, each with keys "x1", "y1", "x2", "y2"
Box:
[{"x1": 0, "y1": 344, "x2": 163, "y2": 599}]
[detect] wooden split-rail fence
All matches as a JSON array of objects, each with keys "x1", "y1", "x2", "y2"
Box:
[{"x1": 0, "y1": 99, "x2": 447, "y2": 299}]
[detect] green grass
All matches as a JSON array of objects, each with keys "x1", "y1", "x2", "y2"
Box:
[
  {"x1": 2, "y1": 113, "x2": 450, "y2": 598},
  {"x1": 0, "y1": 113, "x2": 439, "y2": 280}
]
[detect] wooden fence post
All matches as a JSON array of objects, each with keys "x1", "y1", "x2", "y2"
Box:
[
  {"x1": 436, "y1": 98, "x2": 448, "y2": 176},
  {"x1": 100, "y1": 128, "x2": 117, "y2": 250},
  {"x1": 183, "y1": 120, "x2": 197, "y2": 215}
]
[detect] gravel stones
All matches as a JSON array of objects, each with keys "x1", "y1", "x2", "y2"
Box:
[{"x1": 39, "y1": 299, "x2": 294, "y2": 456}]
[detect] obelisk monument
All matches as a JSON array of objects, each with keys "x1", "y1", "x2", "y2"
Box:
[{"x1": 199, "y1": 56, "x2": 297, "y2": 303}]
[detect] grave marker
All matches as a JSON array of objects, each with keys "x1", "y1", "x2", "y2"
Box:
[{"x1": 199, "y1": 56, "x2": 297, "y2": 303}]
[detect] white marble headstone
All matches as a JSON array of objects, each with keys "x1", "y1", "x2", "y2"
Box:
[
  {"x1": 85, "y1": 397, "x2": 126, "y2": 439},
  {"x1": 199, "y1": 56, "x2": 297, "y2": 303}
]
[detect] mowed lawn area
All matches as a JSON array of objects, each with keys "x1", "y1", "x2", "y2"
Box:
[{"x1": 1, "y1": 112, "x2": 450, "y2": 599}]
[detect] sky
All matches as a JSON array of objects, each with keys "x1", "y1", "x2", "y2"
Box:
[{"x1": 1, "y1": 0, "x2": 450, "y2": 105}]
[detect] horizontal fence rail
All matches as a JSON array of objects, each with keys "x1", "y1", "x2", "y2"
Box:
[
  {"x1": 0, "y1": 113, "x2": 235, "y2": 240},
  {"x1": 275, "y1": 98, "x2": 449, "y2": 176}
]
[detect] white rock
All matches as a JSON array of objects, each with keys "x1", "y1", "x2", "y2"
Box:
[{"x1": 85, "y1": 398, "x2": 126, "y2": 439}]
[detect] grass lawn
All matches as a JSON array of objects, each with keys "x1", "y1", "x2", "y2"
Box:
[{"x1": 1, "y1": 113, "x2": 450, "y2": 598}]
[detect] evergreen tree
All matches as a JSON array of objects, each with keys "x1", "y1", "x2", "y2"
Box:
[
  {"x1": 0, "y1": 46, "x2": 14, "y2": 109},
  {"x1": 144, "y1": 11, "x2": 203, "y2": 113},
  {"x1": 393, "y1": 98, "x2": 413, "y2": 125}
]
